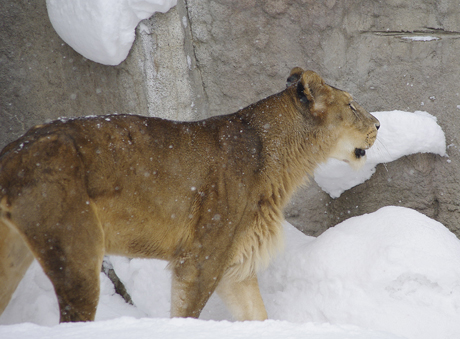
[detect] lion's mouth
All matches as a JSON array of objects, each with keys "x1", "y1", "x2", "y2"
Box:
[{"x1": 354, "y1": 148, "x2": 366, "y2": 159}]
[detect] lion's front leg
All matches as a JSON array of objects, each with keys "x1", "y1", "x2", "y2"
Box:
[
  {"x1": 169, "y1": 217, "x2": 234, "y2": 318},
  {"x1": 216, "y1": 274, "x2": 267, "y2": 321},
  {"x1": 170, "y1": 254, "x2": 224, "y2": 318},
  {"x1": 169, "y1": 180, "x2": 253, "y2": 319}
]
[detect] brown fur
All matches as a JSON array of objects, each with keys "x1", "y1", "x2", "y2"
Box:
[{"x1": 0, "y1": 68, "x2": 379, "y2": 322}]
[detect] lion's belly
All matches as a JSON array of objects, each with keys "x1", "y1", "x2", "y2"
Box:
[{"x1": 93, "y1": 191, "x2": 195, "y2": 260}]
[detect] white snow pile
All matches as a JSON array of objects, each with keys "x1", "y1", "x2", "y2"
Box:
[
  {"x1": 260, "y1": 207, "x2": 460, "y2": 339},
  {"x1": 314, "y1": 110, "x2": 446, "y2": 198},
  {"x1": 2, "y1": 206, "x2": 460, "y2": 339},
  {"x1": 46, "y1": 0, "x2": 177, "y2": 65}
]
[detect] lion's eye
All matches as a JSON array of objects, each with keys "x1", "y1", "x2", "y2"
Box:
[{"x1": 349, "y1": 102, "x2": 361, "y2": 120}]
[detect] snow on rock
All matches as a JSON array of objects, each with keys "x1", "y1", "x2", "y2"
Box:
[
  {"x1": 401, "y1": 36, "x2": 440, "y2": 42},
  {"x1": 314, "y1": 110, "x2": 446, "y2": 198},
  {"x1": 46, "y1": 0, "x2": 177, "y2": 65},
  {"x1": 2, "y1": 206, "x2": 460, "y2": 339}
]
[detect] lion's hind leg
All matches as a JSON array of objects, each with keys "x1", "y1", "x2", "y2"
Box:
[
  {"x1": 216, "y1": 274, "x2": 267, "y2": 321},
  {"x1": 2, "y1": 134, "x2": 105, "y2": 322},
  {"x1": 0, "y1": 217, "x2": 34, "y2": 316},
  {"x1": 19, "y1": 184, "x2": 105, "y2": 322},
  {"x1": 8, "y1": 187, "x2": 105, "y2": 322}
]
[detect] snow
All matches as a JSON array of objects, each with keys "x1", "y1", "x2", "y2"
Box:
[
  {"x1": 2, "y1": 207, "x2": 460, "y2": 339},
  {"x1": 0, "y1": 317, "x2": 405, "y2": 339},
  {"x1": 314, "y1": 110, "x2": 446, "y2": 198},
  {"x1": 401, "y1": 36, "x2": 440, "y2": 42},
  {"x1": 260, "y1": 208, "x2": 460, "y2": 339},
  {"x1": 46, "y1": 0, "x2": 177, "y2": 65}
]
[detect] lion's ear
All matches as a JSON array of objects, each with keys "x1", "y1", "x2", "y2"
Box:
[
  {"x1": 298, "y1": 70, "x2": 331, "y2": 118},
  {"x1": 286, "y1": 67, "x2": 305, "y2": 87}
]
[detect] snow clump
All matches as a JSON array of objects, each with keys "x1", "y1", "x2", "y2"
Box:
[{"x1": 46, "y1": 0, "x2": 177, "y2": 65}]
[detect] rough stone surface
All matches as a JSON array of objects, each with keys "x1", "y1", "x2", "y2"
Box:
[
  {"x1": 2, "y1": 0, "x2": 460, "y2": 238},
  {"x1": 133, "y1": 1, "x2": 208, "y2": 120}
]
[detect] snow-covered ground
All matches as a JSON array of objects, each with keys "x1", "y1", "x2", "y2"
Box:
[
  {"x1": 0, "y1": 316, "x2": 405, "y2": 339},
  {"x1": 0, "y1": 110, "x2": 456, "y2": 339}
]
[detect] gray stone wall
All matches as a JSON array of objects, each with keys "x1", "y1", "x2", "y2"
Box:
[{"x1": 2, "y1": 0, "x2": 460, "y2": 237}]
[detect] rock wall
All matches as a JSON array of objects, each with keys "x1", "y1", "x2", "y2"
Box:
[{"x1": 2, "y1": 0, "x2": 460, "y2": 237}]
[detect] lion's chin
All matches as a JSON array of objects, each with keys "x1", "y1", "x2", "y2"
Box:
[
  {"x1": 354, "y1": 148, "x2": 366, "y2": 158},
  {"x1": 345, "y1": 150, "x2": 367, "y2": 170},
  {"x1": 336, "y1": 150, "x2": 367, "y2": 170},
  {"x1": 330, "y1": 140, "x2": 368, "y2": 170}
]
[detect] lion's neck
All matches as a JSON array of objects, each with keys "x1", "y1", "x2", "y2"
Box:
[{"x1": 240, "y1": 90, "x2": 338, "y2": 209}]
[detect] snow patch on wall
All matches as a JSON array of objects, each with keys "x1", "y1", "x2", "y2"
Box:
[
  {"x1": 401, "y1": 36, "x2": 440, "y2": 41},
  {"x1": 46, "y1": 0, "x2": 177, "y2": 65}
]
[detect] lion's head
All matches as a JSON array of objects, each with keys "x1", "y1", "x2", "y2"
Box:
[{"x1": 287, "y1": 67, "x2": 380, "y2": 169}]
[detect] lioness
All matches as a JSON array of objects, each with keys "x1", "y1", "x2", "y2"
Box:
[{"x1": 0, "y1": 68, "x2": 379, "y2": 323}]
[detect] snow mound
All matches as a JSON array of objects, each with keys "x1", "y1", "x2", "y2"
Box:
[
  {"x1": 314, "y1": 110, "x2": 446, "y2": 197},
  {"x1": 46, "y1": 0, "x2": 177, "y2": 65},
  {"x1": 261, "y1": 206, "x2": 460, "y2": 339}
]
